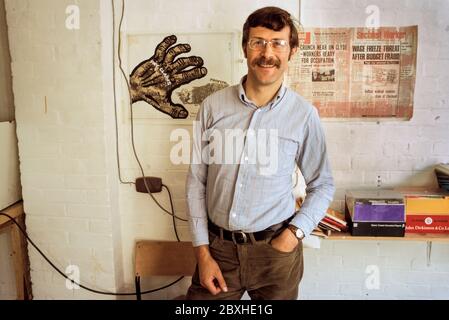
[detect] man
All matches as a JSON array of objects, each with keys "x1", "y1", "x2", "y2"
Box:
[{"x1": 185, "y1": 6, "x2": 335, "y2": 300}]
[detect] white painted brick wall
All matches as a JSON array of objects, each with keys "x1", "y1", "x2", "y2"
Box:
[
  {"x1": 114, "y1": 0, "x2": 301, "y2": 298},
  {"x1": 115, "y1": 0, "x2": 449, "y2": 300},
  {"x1": 299, "y1": 240, "x2": 449, "y2": 300},
  {"x1": 4, "y1": 0, "x2": 121, "y2": 299},
  {"x1": 2, "y1": 0, "x2": 448, "y2": 300},
  {"x1": 298, "y1": 0, "x2": 449, "y2": 299}
]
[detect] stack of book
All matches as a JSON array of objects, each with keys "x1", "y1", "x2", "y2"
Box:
[
  {"x1": 316, "y1": 208, "x2": 348, "y2": 237},
  {"x1": 296, "y1": 198, "x2": 348, "y2": 238}
]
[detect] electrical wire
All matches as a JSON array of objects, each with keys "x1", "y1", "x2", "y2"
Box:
[
  {"x1": 164, "y1": 184, "x2": 181, "y2": 242},
  {"x1": 164, "y1": 183, "x2": 185, "y2": 291},
  {"x1": 0, "y1": 193, "x2": 184, "y2": 296},
  {"x1": 115, "y1": 0, "x2": 187, "y2": 222},
  {"x1": 112, "y1": 0, "x2": 134, "y2": 186},
  {"x1": 0, "y1": 0, "x2": 192, "y2": 298}
]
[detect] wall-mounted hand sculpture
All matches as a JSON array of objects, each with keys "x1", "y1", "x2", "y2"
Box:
[{"x1": 130, "y1": 35, "x2": 207, "y2": 119}]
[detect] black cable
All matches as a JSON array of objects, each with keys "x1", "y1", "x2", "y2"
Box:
[
  {"x1": 0, "y1": 0, "x2": 191, "y2": 297},
  {"x1": 164, "y1": 184, "x2": 181, "y2": 242},
  {"x1": 0, "y1": 0, "x2": 191, "y2": 299},
  {"x1": 111, "y1": 0, "x2": 134, "y2": 186},
  {"x1": 0, "y1": 0, "x2": 185, "y2": 297},
  {"x1": 164, "y1": 183, "x2": 184, "y2": 280},
  {"x1": 141, "y1": 182, "x2": 186, "y2": 293},
  {"x1": 0, "y1": 210, "x2": 185, "y2": 296},
  {"x1": 116, "y1": 0, "x2": 187, "y2": 222}
]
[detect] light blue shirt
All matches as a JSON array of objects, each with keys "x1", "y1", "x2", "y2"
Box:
[{"x1": 186, "y1": 76, "x2": 335, "y2": 247}]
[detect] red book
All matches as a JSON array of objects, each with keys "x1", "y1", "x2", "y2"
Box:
[
  {"x1": 322, "y1": 217, "x2": 348, "y2": 232},
  {"x1": 319, "y1": 220, "x2": 341, "y2": 232},
  {"x1": 326, "y1": 208, "x2": 347, "y2": 226}
]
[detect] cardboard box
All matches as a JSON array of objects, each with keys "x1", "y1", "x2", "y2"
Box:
[
  {"x1": 405, "y1": 215, "x2": 449, "y2": 233},
  {"x1": 351, "y1": 221, "x2": 405, "y2": 237},
  {"x1": 396, "y1": 188, "x2": 449, "y2": 234},
  {"x1": 346, "y1": 190, "x2": 405, "y2": 222},
  {"x1": 345, "y1": 189, "x2": 405, "y2": 237},
  {"x1": 396, "y1": 188, "x2": 449, "y2": 215}
]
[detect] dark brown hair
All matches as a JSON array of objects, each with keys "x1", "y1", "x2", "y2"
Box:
[{"x1": 242, "y1": 6, "x2": 299, "y2": 50}]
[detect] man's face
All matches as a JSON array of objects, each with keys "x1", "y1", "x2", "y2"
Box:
[{"x1": 244, "y1": 26, "x2": 297, "y2": 88}]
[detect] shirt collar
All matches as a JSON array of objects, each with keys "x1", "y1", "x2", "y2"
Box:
[{"x1": 237, "y1": 75, "x2": 287, "y2": 110}]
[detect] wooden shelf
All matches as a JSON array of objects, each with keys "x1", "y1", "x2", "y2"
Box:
[{"x1": 327, "y1": 232, "x2": 449, "y2": 242}]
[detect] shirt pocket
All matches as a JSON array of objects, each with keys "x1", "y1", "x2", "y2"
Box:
[
  {"x1": 277, "y1": 137, "x2": 298, "y2": 174},
  {"x1": 257, "y1": 134, "x2": 297, "y2": 176},
  {"x1": 279, "y1": 137, "x2": 298, "y2": 156}
]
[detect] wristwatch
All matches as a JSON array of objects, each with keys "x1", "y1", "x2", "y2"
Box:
[{"x1": 287, "y1": 224, "x2": 305, "y2": 240}]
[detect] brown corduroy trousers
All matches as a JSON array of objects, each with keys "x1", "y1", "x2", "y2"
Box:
[{"x1": 186, "y1": 229, "x2": 304, "y2": 300}]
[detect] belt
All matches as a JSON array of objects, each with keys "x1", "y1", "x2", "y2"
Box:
[{"x1": 208, "y1": 217, "x2": 292, "y2": 245}]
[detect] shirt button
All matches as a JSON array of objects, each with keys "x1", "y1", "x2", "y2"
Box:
[
  {"x1": 232, "y1": 213, "x2": 237, "y2": 218},
  {"x1": 244, "y1": 156, "x2": 248, "y2": 161},
  {"x1": 239, "y1": 183, "x2": 243, "y2": 188}
]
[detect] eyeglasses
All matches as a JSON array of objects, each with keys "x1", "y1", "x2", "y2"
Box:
[{"x1": 247, "y1": 38, "x2": 289, "y2": 52}]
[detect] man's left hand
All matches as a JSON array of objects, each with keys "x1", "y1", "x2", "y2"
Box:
[{"x1": 270, "y1": 228, "x2": 299, "y2": 253}]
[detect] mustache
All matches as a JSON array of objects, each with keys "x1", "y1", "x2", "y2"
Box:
[{"x1": 253, "y1": 57, "x2": 281, "y2": 68}]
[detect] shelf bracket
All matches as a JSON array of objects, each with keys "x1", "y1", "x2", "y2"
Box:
[{"x1": 426, "y1": 241, "x2": 432, "y2": 266}]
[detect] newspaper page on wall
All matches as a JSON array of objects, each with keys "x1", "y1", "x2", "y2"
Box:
[{"x1": 287, "y1": 26, "x2": 417, "y2": 119}]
